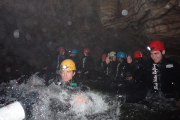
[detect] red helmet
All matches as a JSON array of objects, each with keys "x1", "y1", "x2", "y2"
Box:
[
  {"x1": 58, "y1": 47, "x2": 65, "y2": 52},
  {"x1": 101, "y1": 54, "x2": 107, "y2": 59},
  {"x1": 133, "y1": 50, "x2": 144, "y2": 58},
  {"x1": 84, "y1": 48, "x2": 90, "y2": 53},
  {"x1": 148, "y1": 40, "x2": 165, "y2": 51}
]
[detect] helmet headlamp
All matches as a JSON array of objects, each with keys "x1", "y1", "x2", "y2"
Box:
[
  {"x1": 60, "y1": 65, "x2": 68, "y2": 69},
  {"x1": 147, "y1": 46, "x2": 154, "y2": 51}
]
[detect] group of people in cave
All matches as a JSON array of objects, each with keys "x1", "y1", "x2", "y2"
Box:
[
  {"x1": 56, "y1": 40, "x2": 180, "y2": 103},
  {"x1": 0, "y1": 39, "x2": 180, "y2": 120},
  {"x1": 1, "y1": 39, "x2": 180, "y2": 120}
]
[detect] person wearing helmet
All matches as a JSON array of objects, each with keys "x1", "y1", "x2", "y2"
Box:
[
  {"x1": 115, "y1": 51, "x2": 127, "y2": 80},
  {"x1": 95, "y1": 54, "x2": 107, "y2": 80},
  {"x1": 59, "y1": 59, "x2": 88, "y2": 90},
  {"x1": 123, "y1": 50, "x2": 148, "y2": 103},
  {"x1": 107, "y1": 51, "x2": 129, "y2": 93},
  {"x1": 77, "y1": 48, "x2": 94, "y2": 80},
  {"x1": 126, "y1": 50, "x2": 145, "y2": 81},
  {"x1": 105, "y1": 51, "x2": 117, "y2": 80},
  {"x1": 144, "y1": 40, "x2": 180, "y2": 102},
  {"x1": 52, "y1": 59, "x2": 89, "y2": 112},
  {"x1": 59, "y1": 59, "x2": 76, "y2": 84},
  {"x1": 101, "y1": 51, "x2": 117, "y2": 92}
]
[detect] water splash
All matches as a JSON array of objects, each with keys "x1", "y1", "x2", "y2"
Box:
[{"x1": 0, "y1": 73, "x2": 121, "y2": 120}]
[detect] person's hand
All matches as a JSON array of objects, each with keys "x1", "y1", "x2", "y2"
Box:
[
  {"x1": 126, "y1": 76, "x2": 132, "y2": 81},
  {"x1": 77, "y1": 70, "x2": 81, "y2": 73},
  {"x1": 76, "y1": 96, "x2": 87, "y2": 103},
  {"x1": 127, "y1": 55, "x2": 132, "y2": 63},
  {"x1": 70, "y1": 53, "x2": 73, "y2": 57},
  {"x1": 106, "y1": 56, "x2": 110, "y2": 64},
  {"x1": 43, "y1": 67, "x2": 47, "y2": 70},
  {"x1": 84, "y1": 71, "x2": 89, "y2": 74},
  {"x1": 71, "y1": 94, "x2": 88, "y2": 104}
]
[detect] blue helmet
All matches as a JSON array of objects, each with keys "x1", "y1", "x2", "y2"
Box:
[
  {"x1": 116, "y1": 51, "x2": 126, "y2": 58},
  {"x1": 71, "y1": 49, "x2": 78, "y2": 54}
]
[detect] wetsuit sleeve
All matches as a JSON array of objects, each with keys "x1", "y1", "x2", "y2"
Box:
[
  {"x1": 85, "y1": 57, "x2": 94, "y2": 72},
  {"x1": 173, "y1": 61, "x2": 180, "y2": 99},
  {"x1": 89, "y1": 57, "x2": 94, "y2": 71},
  {"x1": 78, "y1": 58, "x2": 83, "y2": 71}
]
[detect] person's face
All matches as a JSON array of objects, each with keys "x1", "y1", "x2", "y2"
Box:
[
  {"x1": 112, "y1": 56, "x2": 116, "y2": 61},
  {"x1": 60, "y1": 51, "x2": 65, "y2": 55},
  {"x1": 60, "y1": 70, "x2": 75, "y2": 82},
  {"x1": 150, "y1": 50, "x2": 165, "y2": 63},
  {"x1": 102, "y1": 58, "x2": 106, "y2": 62},
  {"x1": 70, "y1": 53, "x2": 75, "y2": 57},
  {"x1": 84, "y1": 52, "x2": 87, "y2": 56},
  {"x1": 117, "y1": 58, "x2": 123, "y2": 62}
]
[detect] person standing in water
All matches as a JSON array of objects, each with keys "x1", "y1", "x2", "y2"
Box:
[
  {"x1": 95, "y1": 54, "x2": 107, "y2": 80},
  {"x1": 77, "y1": 48, "x2": 94, "y2": 80},
  {"x1": 59, "y1": 59, "x2": 88, "y2": 91},
  {"x1": 145, "y1": 40, "x2": 180, "y2": 101}
]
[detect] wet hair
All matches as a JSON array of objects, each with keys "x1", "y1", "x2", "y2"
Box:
[{"x1": 71, "y1": 70, "x2": 76, "y2": 80}]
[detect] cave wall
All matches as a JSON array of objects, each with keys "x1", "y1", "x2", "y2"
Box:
[
  {"x1": 0, "y1": 0, "x2": 180, "y2": 72},
  {"x1": 99, "y1": 0, "x2": 180, "y2": 60}
]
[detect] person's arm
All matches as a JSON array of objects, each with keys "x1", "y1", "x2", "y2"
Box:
[
  {"x1": 173, "y1": 61, "x2": 180, "y2": 101},
  {"x1": 78, "y1": 58, "x2": 83, "y2": 71}
]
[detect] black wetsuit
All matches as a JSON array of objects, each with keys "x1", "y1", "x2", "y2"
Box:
[
  {"x1": 70, "y1": 54, "x2": 79, "y2": 70},
  {"x1": 95, "y1": 59, "x2": 106, "y2": 80},
  {"x1": 103, "y1": 60, "x2": 129, "y2": 93},
  {"x1": 78, "y1": 56, "x2": 94, "y2": 80},
  {"x1": 146, "y1": 57, "x2": 180, "y2": 100},
  {"x1": 50, "y1": 80, "x2": 89, "y2": 113},
  {"x1": 125, "y1": 58, "x2": 148, "y2": 103},
  {"x1": 108, "y1": 60, "x2": 128, "y2": 93},
  {"x1": 105, "y1": 61, "x2": 117, "y2": 81},
  {"x1": 126, "y1": 56, "x2": 180, "y2": 103}
]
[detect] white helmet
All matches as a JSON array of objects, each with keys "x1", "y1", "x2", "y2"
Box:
[{"x1": 108, "y1": 51, "x2": 116, "y2": 57}]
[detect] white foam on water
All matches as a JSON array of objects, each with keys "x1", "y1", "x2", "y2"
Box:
[{"x1": 0, "y1": 74, "x2": 122, "y2": 120}]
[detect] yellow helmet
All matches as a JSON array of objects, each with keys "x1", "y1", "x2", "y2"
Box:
[{"x1": 60, "y1": 59, "x2": 76, "y2": 71}]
